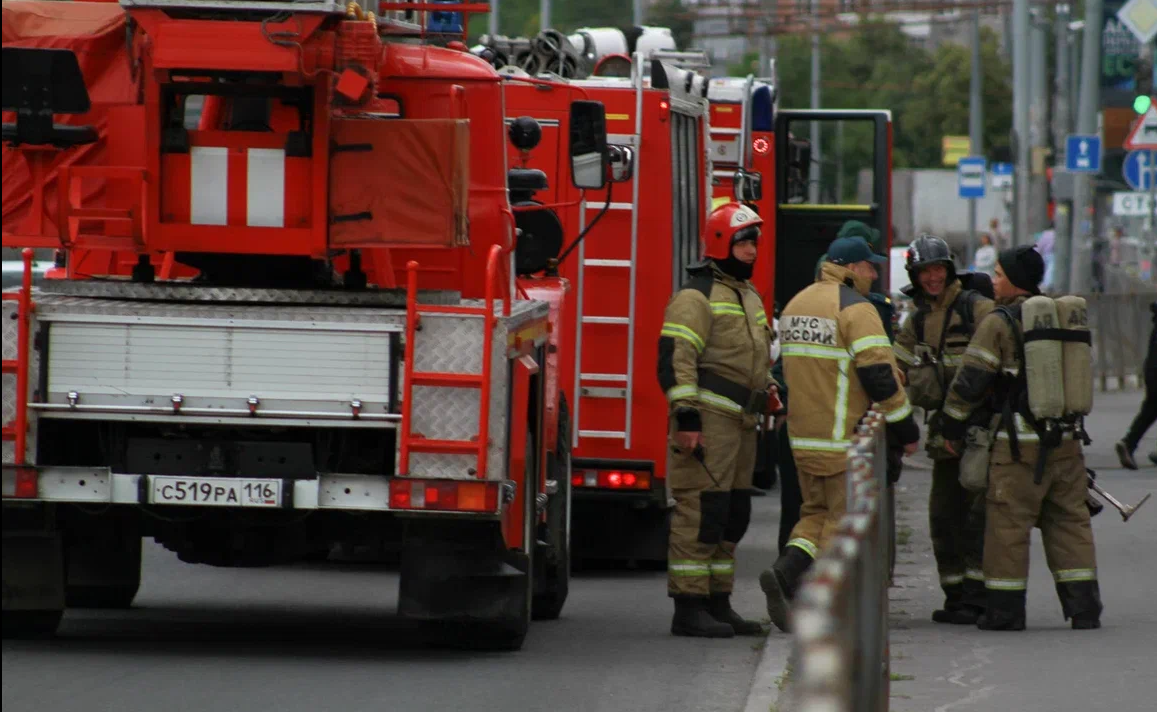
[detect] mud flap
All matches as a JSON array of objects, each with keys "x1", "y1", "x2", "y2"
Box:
[
  {"x1": 398, "y1": 519, "x2": 530, "y2": 650},
  {"x1": 65, "y1": 517, "x2": 142, "y2": 609},
  {"x1": 2, "y1": 530, "x2": 65, "y2": 638}
]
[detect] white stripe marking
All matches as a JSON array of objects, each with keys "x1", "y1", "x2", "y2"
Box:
[
  {"x1": 190, "y1": 147, "x2": 228, "y2": 226},
  {"x1": 247, "y1": 148, "x2": 286, "y2": 228}
]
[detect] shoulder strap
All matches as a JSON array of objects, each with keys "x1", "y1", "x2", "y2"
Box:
[
  {"x1": 957, "y1": 290, "x2": 981, "y2": 331},
  {"x1": 992, "y1": 305, "x2": 1030, "y2": 463}
]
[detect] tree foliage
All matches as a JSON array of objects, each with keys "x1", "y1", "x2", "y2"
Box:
[{"x1": 725, "y1": 21, "x2": 1011, "y2": 200}]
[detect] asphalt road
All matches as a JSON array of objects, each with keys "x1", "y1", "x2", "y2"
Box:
[
  {"x1": 2, "y1": 493, "x2": 787, "y2": 712},
  {"x1": 879, "y1": 389, "x2": 1157, "y2": 712}
]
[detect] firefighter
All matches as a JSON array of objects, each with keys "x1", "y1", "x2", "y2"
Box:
[
  {"x1": 658, "y1": 201, "x2": 779, "y2": 638},
  {"x1": 941, "y1": 246, "x2": 1102, "y2": 631},
  {"x1": 760, "y1": 236, "x2": 920, "y2": 633},
  {"x1": 893, "y1": 234, "x2": 994, "y2": 625}
]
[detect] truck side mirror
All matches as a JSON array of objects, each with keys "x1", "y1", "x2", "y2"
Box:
[
  {"x1": 607, "y1": 145, "x2": 634, "y2": 183},
  {"x1": 569, "y1": 100, "x2": 608, "y2": 190},
  {"x1": 732, "y1": 169, "x2": 762, "y2": 203}
]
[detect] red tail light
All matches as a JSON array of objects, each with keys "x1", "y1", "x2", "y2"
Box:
[
  {"x1": 572, "y1": 469, "x2": 651, "y2": 490},
  {"x1": 388, "y1": 479, "x2": 500, "y2": 513}
]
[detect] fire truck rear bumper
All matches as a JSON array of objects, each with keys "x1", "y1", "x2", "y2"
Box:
[{"x1": 1, "y1": 465, "x2": 511, "y2": 516}]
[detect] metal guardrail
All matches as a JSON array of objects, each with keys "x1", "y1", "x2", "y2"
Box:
[
  {"x1": 790, "y1": 411, "x2": 891, "y2": 712},
  {"x1": 1083, "y1": 291, "x2": 1155, "y2": 390}
]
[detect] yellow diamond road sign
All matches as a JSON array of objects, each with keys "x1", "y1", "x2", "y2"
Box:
[{"x1": 1118, "y1": 0, "x2": 1157, "y2": 44}]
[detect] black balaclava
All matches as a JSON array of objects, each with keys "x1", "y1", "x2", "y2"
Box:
[
  {"x1": 714, "y1": 226, "x2": 758, "y2": 281},
  {"x1": 997, "y1": 245, "x2": 1045, "y2": 294}
]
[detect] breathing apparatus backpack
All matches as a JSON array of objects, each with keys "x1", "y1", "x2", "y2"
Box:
[{"x1": 993, "y1": 294, "x2": 1093, "y2": 483}]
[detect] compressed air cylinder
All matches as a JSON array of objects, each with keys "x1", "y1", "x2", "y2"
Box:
[
  {"x1": 1055, "y1": 295, "x2": 1094, "y2": 416},
  {"x1": 1022, "y1": 295, "x2": 1066, "y2": 420}
]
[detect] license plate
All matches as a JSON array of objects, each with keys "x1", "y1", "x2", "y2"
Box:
[{"x1": 149, "y1": 476, "x2": 282, "y2": 508}]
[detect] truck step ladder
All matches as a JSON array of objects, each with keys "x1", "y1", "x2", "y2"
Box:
[
  {"x1": 2, "y1": 249, "x2": 35, "y2": 466},
  {"x1": 572, "y1": 53, "x2": 645, "y2": 449},
  {"x1": 398, "y1": 245, "x2": 508, "y2": 479}
]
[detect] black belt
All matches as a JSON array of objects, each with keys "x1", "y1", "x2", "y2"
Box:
[{"x1": 697, "y1": 369, "x2": 767, "y2": 415}]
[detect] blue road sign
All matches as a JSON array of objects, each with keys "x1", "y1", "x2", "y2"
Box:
[
  {"x1": 1065, "y1": 134, "x2": 1102, "y2": 173},
  {"x1": 991, "y1": 162, "x2": 1013, "y2": 189},
  {"x1": 1123, "y1": 150, "x2": 1156, "y2": 191},
  {"x1": 958, "y1": 156, "x2": 987, "y2": 199}
]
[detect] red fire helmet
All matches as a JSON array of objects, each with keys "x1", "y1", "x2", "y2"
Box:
[{"x1": 702, "y1": 202, "x2": 763, "y2": 260}]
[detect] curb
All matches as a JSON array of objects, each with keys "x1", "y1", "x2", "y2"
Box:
[{"x1": 742, "y1": 630, "x2": 793, "y2": 712}]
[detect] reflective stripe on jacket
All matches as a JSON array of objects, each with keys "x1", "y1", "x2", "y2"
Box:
[{"x1": 779, "y1": 262, "x2": 919, "y2": 475}]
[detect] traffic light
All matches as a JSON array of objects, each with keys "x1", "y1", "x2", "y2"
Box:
[{"x1": 1136, "y1": 55, "x2": 1153, "y2": 114}]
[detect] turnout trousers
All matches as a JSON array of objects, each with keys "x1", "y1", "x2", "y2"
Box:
[
  {"x1": 984, "y1": 441, "x2": 1102, "y2": 620},
  {"x1": 667, "y1": 410, "x2": 758, "y2": 597},
  {"x1": 782, "y1": 464, "x2": 847, "y2": 563},
  {"x1": 929, "y1": 457, "x2": 987, "y2": 607}
]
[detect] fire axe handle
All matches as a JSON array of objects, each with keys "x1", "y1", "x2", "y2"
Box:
[{"x1": 1087, "y1": 477, "x2": 1152, "y2": 523}]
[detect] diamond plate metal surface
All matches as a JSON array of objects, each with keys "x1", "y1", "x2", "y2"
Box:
[
  {"x1": 405, "y1": 300, "x2": 548, "y2": 480},
  {"x1": 2, "y1": 297, "x2": 39, "y2": 464},
  {"x1": 41, "y1": 280, "x2": 461, "y2": 307}
]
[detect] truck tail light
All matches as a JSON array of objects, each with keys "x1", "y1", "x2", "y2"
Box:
[
  {"x1": 389, "y1": 479, "x2": 500, "y2": 513},
  {"x1": 572, "y1": 469, "x2": 651, "y2": 491}
]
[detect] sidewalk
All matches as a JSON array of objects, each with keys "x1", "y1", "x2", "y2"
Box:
[
  {"x1": 751, "y1": 388, "x2": 1156, "y2": 712},
  {"x1": 886, "y1": 389, "x2": 1154, "y2": 712}
]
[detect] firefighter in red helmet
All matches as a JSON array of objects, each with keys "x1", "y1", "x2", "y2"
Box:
[{"x1": 657, "y1": 202, "x2": 781, "y2": 637}]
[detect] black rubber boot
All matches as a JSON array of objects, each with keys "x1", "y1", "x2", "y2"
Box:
[
  {"x1": 976, "y1": 589, "x2": 1027, "y2": 631},
  {"x1": 707, "y1": 594, "x2": 766, "y2": 636},
  {"x1": 1056, "y1": 580, "x2": 1103, "y2": 630},
  {"x1": 931, "y1": 582, "x2": 964, "y2": 624},
  {"x1": 759, "y1": 546, "x2": 813, "y2": 633},
  {"x1": 947, "y1": 577, "x2": 986, "y2": 625},
  {"x1": 671, "y1": 595, "x2": 735, "y2": 638}
]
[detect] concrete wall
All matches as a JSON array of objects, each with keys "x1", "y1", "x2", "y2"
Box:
[{"x1": 860, "y1": 168, "x2": 1013, "y2": 254}]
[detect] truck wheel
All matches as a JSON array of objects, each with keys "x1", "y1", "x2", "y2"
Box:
[
  {"x1": 65, "y1": 524, "x2": 142, "y2": 609},
  {"x1": 533, "y1": 395, "x2": 571, "y2": 620},
  {"x1": 2, "y1": 531, "x2": 65, "y2": 639}
]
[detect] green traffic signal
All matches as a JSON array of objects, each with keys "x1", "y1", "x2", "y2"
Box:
[{"x1": 1136, "y1": 95, "x2": 1154, "y2": 114}]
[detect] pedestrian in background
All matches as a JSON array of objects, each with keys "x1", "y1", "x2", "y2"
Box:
[
  {"x1": 1116, "y1": 300, "x2": 1157, "y2": 469},
  {"x1": 973, "y1": 233, "x2": 998, "y2": 277}
]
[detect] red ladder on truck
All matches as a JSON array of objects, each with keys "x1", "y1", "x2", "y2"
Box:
[
  {"x1": 398, "y1": 244, "x2": 510, "y2": 479},
  {"x1": 2, "y1": 249, "x2": 36, "y2": 466}
]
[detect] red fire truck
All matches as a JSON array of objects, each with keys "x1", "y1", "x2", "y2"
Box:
[
  {"x1": 490, "y1": 35, "x2": 895, "y2": 565},
  {"x1": 1, "y1": 0, "x2": 622, "y2": 650}
]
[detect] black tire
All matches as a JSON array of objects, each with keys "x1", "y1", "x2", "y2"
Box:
[
  {"x1": 533, "y1": 394, "x2": 571, "y2": 620},
  {"x1": 2, "y1": 610, "x2": 63, "y2": 639}
]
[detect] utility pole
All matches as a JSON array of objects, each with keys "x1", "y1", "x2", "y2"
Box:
[
  {"x1": 633, "y1": 0, "x2": 642, "y2": 27},
  {"x1": 1013, "y1": 0, "x2": 1030, "y2": 247},
  {"x1": 809, "y1": 0, "x2": 822, "y2": 204},
  {"x1": 489, "y1": 0, "x2": 499, "y2": 36},
  {"x1": 968, "y1": 5, "x2": 983, "y2": 266},
  {"x1": 1070, "y1": 0, "x2": 1103, "y2": 294},
  {"x1": 540, "y1": 0, "x2": 550, "y2": 32},
  {"x1": 1030, "y1": 10, "x2": 1050, "y2": 237},
  {"x1": 1054, "y1": 4, "x2": 1073, "y2": 292}
]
